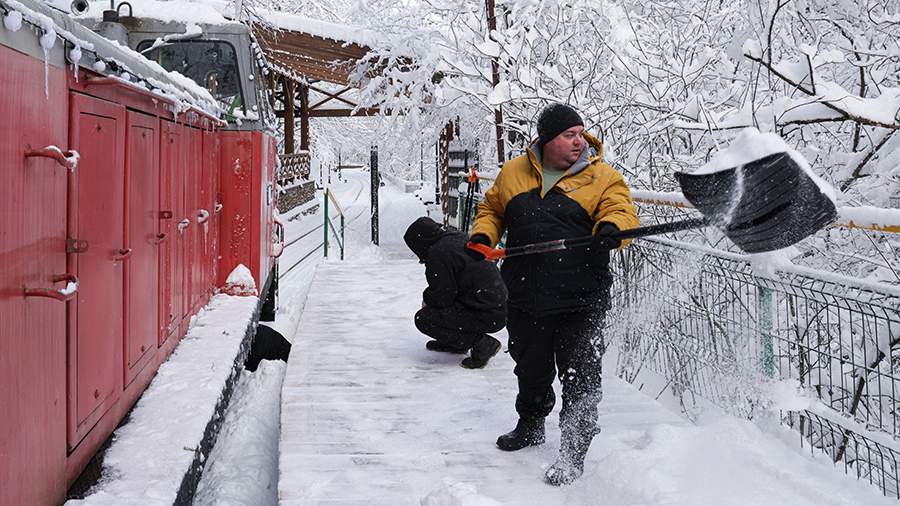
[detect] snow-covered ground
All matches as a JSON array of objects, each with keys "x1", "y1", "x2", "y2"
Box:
[
  {"x1": 274, "y1": 174, "x2": 892, "y2": 505},
  {"x1": 194, "y1": 172, "x2": 376, "y2": 505},
  {"x1": 66, "y1": 294, "x2": 259, "y2": 505}
]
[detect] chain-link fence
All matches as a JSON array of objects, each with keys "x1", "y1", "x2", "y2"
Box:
[{"x1": 609, "y1": 237, "x2": 900, "y2": 498}]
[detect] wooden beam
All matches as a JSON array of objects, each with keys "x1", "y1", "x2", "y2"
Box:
[
  {"x1": 299, "y1": 83, "x2": 310, "y2": 151},
  {"x1": 309, "y1": 85, "x2": 358, "y2": 110},
  {"x1": 308, "y1": 108, "x2": 381, "y2": 118},
  {"x1": 284, "y1": 77, "x2": 295, "y2": 154}
]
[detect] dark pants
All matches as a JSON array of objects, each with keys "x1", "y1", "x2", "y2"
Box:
[
  {"x1": 507, "y1": 303, "x2": 607, "y2": 441},
  {"x1": 415, "y1": 304, "x2": 505, "y2": 351}
]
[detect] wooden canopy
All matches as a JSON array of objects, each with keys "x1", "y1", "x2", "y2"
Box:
[
  {"x1": 253, "y1": 26, "x2": 371, "y2": 86},
  {"x1": 253, "y1": 20, "x2": 385, "y2": 153}
]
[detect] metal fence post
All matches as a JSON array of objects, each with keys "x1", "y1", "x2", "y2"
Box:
[
  {"x1": 370, "y1": 145, "x2": 379, "y2": 245},
  {"x1": 757, "y1": 284, "x2": 775, "y2": 378},
  {"x1": 340, "y1": 213, "x2": 345, "y2": 261},
  {"x1": 324, "y1": 188, "x2": 330, "y2": 258}
]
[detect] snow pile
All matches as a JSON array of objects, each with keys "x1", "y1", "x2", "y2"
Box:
[
  {"x1": 264, "y1": 10, "x2": 382, "y2": 48},
  {"x1": 764, "y1": 379, "x2": 813, "y2": 412},
  {"x1": 590, "y1": 416, "x2": 895, "y2": 505},
  {"x1": 3, "y1": 10, "x2": 22, "y2": 31},
  {"x1": 696, "y1": 127, "x2": 789, "y2": 174},
  {"x1": 75, "y1": 0, "x2": 237, "y2": 26},
  {"x1": 748, "y1": 245, "x2": 800, "y2": 278},
  {"x1": 68, "y1": 294, "x2": 258, "y2": 505},
  {"x1": 839, "y1": 205, "x2": 900, "y2": 231},
  {"x1": 194, "y1": 360, "x2": 286, "y2": 506},
  {"x1": 420, "y1": 479, "x2": 502, "y2": 506},
  {"x1": 223, "y1": 264, "x2": 258, "y2": 296},
  {"x1": 695, "y1": 127, "x2": 837, "y2": 204}
]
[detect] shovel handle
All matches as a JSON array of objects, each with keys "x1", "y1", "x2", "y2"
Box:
[
  {"x1": 467, "y1": 217, "x2": 710, "y2": 261},
  {"x1": 613, "y1": 217, "x2": 710, "y2": 240}
]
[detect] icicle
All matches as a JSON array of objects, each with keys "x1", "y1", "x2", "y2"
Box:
[
  {"x1": 69, "y1": 45, "x2": 82, "y2": 83},
  {"x1": 40, "y1": 27, "x2": 56, "y2": 98}
]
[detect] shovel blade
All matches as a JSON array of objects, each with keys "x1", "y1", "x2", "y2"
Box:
[{"x1": 675, "y1": 153, "x2": 838, "y2": 253}]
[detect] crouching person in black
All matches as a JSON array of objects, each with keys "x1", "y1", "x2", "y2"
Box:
[{"x1": 404, "y1": 217, "x2": 507, "y2": 369}]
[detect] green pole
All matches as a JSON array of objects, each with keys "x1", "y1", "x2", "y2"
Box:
[
  {"x1": 324, "y1": 189, "x2": 330, "y2": 258},
  {"x1": 757, "y1": 285, "x2": 775, "y2": 377}
]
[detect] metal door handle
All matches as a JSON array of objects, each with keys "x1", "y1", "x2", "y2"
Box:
[
  {"x1": 24, "y1": 273, "x2": 79, "y2": 301},
  {"x1": 271, "y1": 219, "x2": 285, "y2": 258},
  {"x1": 113, "y1": 248, "x2": 132, "y2": 261},
  {"x1": 25, "y1": 146, "x2": 79, "y2": 171},
  {"x1": 178, "y1": 219, "x2": 191, "y2": 232}
]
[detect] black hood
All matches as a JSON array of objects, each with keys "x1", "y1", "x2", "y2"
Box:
[{"x1": 404, "y1": 217, "x2": 448, "y2": 261}]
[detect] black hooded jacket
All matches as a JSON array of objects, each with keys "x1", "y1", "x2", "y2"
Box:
[{"x1": 404, "y1": 217, "x2": 507, "y2": 315}]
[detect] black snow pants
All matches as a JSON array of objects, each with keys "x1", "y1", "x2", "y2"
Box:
[
  {"x1": 507, "y1": 302, "x2": 608, "y2": 441},
  {"x1": 415, "y1": 304, "x2": 505, "y2": 351}
]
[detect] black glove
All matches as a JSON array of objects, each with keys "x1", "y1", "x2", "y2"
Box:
[
  {"x1": 592, "y1": 222, "x2": 621, "y2": 250},
  {"x1": 465, "y1": 234, "x2": 491, "y2": 260}
]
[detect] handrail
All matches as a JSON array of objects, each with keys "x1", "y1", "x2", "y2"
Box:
[
  {"x1": 631, "y1": 189, "x2": 900, "y2": 233},
  {"x1": 323, "y1": 188, "x2": 346, "y2": 260}
]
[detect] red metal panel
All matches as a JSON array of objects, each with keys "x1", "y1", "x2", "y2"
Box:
[
  {"x1": 201, "y1": 129, "x2": 219, "y2": 299},
  {"x1": 68, "y1": 93, "x2": 126, "y2": 449},
  {"x1": 255, "y1": 133, "x2": 276, "y2": 290},
  {"x1": 158, "y1": 120, "x2": 178, "y2": 345},
  {"x1": 0, "y1": 45, "x2": 69, "y2": 506},
  {"x1": 173, "y1": 122, "x2": 188, "y2": 339},
  {"x1": 217, "y1": 131, "x2": 277, "y2": 291},
  {"x1": 188, "y1": 127, "x2": 204, "y2": 314},
  {"x1": 124, "y1": 111, "x2": 159, "y2": 384},
  {"x1": 217, "y1": 131, "x2": 255, "y2": 286},
  {"x1": 210, "y1": 132, "x2": 222, "y2": 291}
]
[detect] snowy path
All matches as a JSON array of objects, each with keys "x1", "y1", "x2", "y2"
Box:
[
  {"x1": 278, "y1": 256, "x2": 896, "y2": 505},
  {"x1": 276, "y1": 181, "x2": 892, "y2": 506}
]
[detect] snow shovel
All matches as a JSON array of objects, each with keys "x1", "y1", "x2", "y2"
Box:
[{"x1": 467, "y1": 152, "x2": 838, "y2": 260}]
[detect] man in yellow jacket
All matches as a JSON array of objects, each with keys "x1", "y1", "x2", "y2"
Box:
[{"x1": 468, "y1": 103, "x2": 639, "y2": 485}]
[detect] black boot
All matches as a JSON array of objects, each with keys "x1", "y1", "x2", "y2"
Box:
[
  {"x1": 496, "y1": 417, "x2": 545, "y2": 451},
  {"x1": 460, "y1": 335, "x2": 501, "y2": 369},
  {"x1": 544, "y1": 427, "x2": 596, "y2": 486},
  {"x1": 425, "y1": 340, "x2": 467, "y2": 354}
]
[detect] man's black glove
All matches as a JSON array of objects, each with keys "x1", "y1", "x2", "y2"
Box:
[
  {"x1": 592, "y1": 222, "x2": 621, "y2": 250},
  {"x1": 465, "y1": 234, "x2": 491, "y2": 260}
]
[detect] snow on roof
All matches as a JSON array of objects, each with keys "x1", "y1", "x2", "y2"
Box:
[
  {"x1": 3, "y1": 0, "x2": 223, "y2": 117},
  {"x1": 263, "y1": 10, "x2": 381, "y2": 49},
  {"x1": 77, "y1": 0, "x2": 239, "y2": 26}
]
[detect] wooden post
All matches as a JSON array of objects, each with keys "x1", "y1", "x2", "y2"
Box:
[
  {"x1": 283, "y1": 77, "x2": 295, "y2": 154},
  {"x1": 370, "y1": 145, "x2": 379, "y2": 245},
  {"x1": 485, "y1": 0, "x2": 505, "y2": 164},
  {"x1": 299, "y1": 83, "x2": 310, "y2": 151}
]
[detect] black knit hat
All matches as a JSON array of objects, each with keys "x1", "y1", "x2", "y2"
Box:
[{"x1": 536, "y1": 103, "x2": 584, "y2": 149}]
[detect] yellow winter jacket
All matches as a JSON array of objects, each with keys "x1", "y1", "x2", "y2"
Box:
[{"x1": 471, "y1": 131, "x2": 639, "y2": 315}]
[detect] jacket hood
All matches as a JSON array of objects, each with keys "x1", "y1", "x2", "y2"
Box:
[
  {"x1": 404, "y1": 216, "x2": 449, "y2": 261},
  {"x1": 527, "y1": 131, "x2": 603, "y2": 177}
]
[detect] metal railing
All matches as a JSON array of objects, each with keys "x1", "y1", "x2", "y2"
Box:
[
  {"x1": 609, "y1": 236, "x2": 900, "y2": 498},
  {"x1": 323, "y1": 188, "x2": 345, "y2": 260}
]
